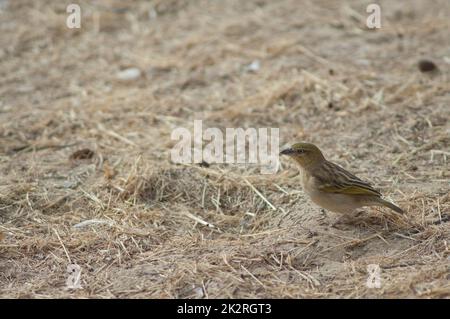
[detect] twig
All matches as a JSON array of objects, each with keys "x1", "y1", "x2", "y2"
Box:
[
  {"x1": 53, "y1": 228, "x2": 72, "y2": 264},
  {"x1": 437, "y1": 198, "x2": 442, "y2": 223},
  {"x1": 240, "y1": 228, "x2": 287, "y2": 238},
  {"x1": 241, "y1": 265, "x2": 265, "y2": 288},
  {"x1": 183, "y1": 212, "x2": 221, "y2": 232},
  {"x1": 243, "y1": 178, "x2": 276, "y2": 211},
  {"x1": 97, "y1": 124, "x2": 137, "y2": 146}
]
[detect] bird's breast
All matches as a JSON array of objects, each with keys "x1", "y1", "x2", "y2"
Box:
[
  {"x1": 300, "y1": 169, "x2": 316, "y2": 196},
  {"x1": 300, "y1": 169, "x2": 362, "y2": 214}
]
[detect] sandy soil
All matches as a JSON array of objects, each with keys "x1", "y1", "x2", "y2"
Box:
[{"x1": 0, "y1": 0, "x2": 449, "y2": 298}]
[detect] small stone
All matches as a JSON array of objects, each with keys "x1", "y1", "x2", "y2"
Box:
[
  {"x1": 245, "y1": 60, "x2": 260, "y2": 72},
  {"x1": 70, "y1": 148, "x2": 95, "y2": 161},
  {"x1": 116, "y1": 67, "x2": 142, "y2": 81},
  {"x1": 418, "y1": 59, "x2": 438, "y2": 73}
]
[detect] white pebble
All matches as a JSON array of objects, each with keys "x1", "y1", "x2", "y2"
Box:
[
  {"x1": 245, "y1": 60, "x2": 261, "y2": 72},
  {"x1": 116, "y1": 67, "x2": 142, "y2": 81}
]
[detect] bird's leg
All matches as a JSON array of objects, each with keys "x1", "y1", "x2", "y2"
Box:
[
  {"x1": 331, "y1": 213, "x2": 354, "y2": 228},
  {"x1": 319, "y1": 209, "x2": 328, "y2": 220},
  {"x1": 354, "y1": 210, "x2": 365, "y2": 218},
  {"x1": 331, "y1": 211, "x2": 367, "y2": 228}
]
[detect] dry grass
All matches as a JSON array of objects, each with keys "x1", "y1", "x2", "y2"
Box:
[{"x1": 0, "y1": 0, "x2": 449, "y2": 298}]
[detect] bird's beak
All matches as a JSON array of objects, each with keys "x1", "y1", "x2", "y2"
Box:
[{"x1": 280, "y1": 148, "x2": 294, "y2": 156}]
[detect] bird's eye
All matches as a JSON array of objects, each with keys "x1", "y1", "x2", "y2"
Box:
[{"x1": 297, "y1": 149, "x2": 304, "y2": 154}]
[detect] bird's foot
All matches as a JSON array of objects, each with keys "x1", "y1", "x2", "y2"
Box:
[
  {"x1": 354, "y1": 210, "x2": 365, "y2": 218},
  {"x1": 331, "y1": 220, "x2": 345, "y2": 229},
  {"x1": 318, "y1": 209, "x2": 330, "y2": 226},
  {"x1": 330, "y1": 214, "x2": 354, "y2": 229},
  {"x1": 318, "y1": 209, "x2": 328, "y2": 220},
  {"x1": 331, "y1": 211, "x2": 367, "y2": 229}
]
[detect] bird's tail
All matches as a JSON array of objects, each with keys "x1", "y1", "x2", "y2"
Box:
[{"x1": 376, "y1": 198, "x2": 404, "y2": 215}]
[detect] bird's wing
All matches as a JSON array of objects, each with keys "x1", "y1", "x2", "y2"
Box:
[{"x1": 314, "y1": 161, "x2": 381, "y2": 197}]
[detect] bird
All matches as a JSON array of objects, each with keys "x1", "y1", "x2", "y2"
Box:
[{"x1": 280, "y1": 142, "x2": 404, "y2": 218}]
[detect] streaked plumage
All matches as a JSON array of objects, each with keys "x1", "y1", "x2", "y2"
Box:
[{"x1": 280, "y1": 142, "x2": 404, "y2": 215}]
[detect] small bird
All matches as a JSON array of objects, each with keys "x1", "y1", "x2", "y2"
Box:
[{"x1": 280, "y1": 142, "x2": 404, "y2": 217}]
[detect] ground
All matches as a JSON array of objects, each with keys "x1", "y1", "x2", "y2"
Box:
[{"x1": 0, "y1": 0, "x2": 449, "y2": 298}]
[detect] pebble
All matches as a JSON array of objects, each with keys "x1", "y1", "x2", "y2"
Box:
[
  {"x1": 116, "y1": 67, "x2": 142, "y2": 81},
  {"x1": 245, "y1": 60, "x2": 261, "y2": 72}
]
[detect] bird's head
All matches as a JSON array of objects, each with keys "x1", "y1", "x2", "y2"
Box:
[{"x1": 280, "y1": 142, "x2": 325, "y2": 168}]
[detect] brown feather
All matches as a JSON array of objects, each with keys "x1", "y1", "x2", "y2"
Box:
[{"x1": 314, "y1": 161, "x2": 381, "y2": 197}]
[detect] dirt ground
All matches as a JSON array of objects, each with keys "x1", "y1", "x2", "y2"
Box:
[{"x1": 0, "y1": 0, "x2": 449, "y2": 298}]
